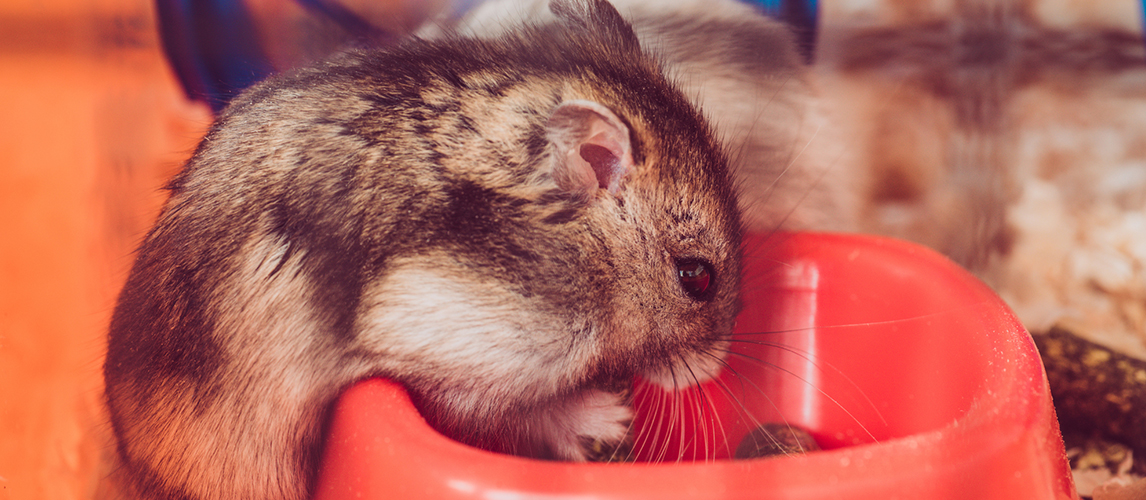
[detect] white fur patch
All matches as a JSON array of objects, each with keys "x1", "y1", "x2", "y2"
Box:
[
  {"x1": 356, "y1": 255, "x2": 633, "y2": 459},
  {"x1": 356, "y1": 256, "x2": 595, "y2": 406}
]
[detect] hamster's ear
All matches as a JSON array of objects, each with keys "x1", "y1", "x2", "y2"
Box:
[
  {"x1": 546, "y1": 100, "x2": 633, "y2": 198},
  {"x1": 550, "y1": 0, "x2": 641, "y2": 53}
]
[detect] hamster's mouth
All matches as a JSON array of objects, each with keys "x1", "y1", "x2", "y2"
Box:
[{"x1": 639, "y1": 345, "x2": 730, "y2": 390}]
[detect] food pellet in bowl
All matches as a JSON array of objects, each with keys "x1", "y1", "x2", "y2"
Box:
[
  {"x1": 735, "y1": 423, "x2": 821, "y2": 460},
  {"x1": 584, "y1": 436, "x2": 635, "y2": 463}
]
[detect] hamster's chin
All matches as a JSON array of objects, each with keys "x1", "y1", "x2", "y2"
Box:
[{"x1": 640, "y1": 346, "x2": 728, "y2": 390}]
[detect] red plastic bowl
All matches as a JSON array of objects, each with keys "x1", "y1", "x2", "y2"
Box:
[{"x1": 313, "y1": 233, "x2": 1078, "y2": 500}]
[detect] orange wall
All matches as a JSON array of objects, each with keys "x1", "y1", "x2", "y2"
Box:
[{"x1": 0, "y1": 0, "x2": 211, "y2": 498}]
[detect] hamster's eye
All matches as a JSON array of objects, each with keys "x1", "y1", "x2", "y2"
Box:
[{"x1": 675, "y1": 259, "x2": 714, "y2": 300}]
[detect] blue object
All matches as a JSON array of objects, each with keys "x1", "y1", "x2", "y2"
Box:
[
  {"x1": 294, "y1": 0, "x2": 388, "y2": 40},
  {"x1": 156, "y1": 0, "x2": 276, "y2": 113},
  {"x1": 155, "y1": 0, "x2": 821, "y2": 114},
  {"x1": 742, "y1": 0, "x2": 818, "y2": 63}
]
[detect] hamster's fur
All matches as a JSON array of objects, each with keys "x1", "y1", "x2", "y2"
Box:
[
  {"x1": 425, "y1": 0, "x2": 861, "y2": 235},
  {"x1": 103, "y1": 1, "x2": 742, "y2": 499}
]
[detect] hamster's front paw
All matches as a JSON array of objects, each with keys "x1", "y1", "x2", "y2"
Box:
[{"x1": 540, "y1": 388, "x2": 633, "y2": 462}]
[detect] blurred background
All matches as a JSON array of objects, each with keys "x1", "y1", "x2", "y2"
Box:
[{"x1": 0, "y1": 0, "x2": 211, "y2": 498}]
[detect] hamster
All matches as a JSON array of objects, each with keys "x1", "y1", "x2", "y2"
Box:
[{"x1": 103, "y1": 1, "x2": 742, "y2": 499}]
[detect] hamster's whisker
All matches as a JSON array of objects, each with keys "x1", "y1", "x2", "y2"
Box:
[
  {"x1": 723, "y1": 71, "x2": 795, "y2": 184},
  {"x1": 648, "y1": 387, "x2": 673, "y2": 463},
  {"x1": 661, "y1": 362, "x2": 684, "y2": 464},
  {"x1": 721, "y1": 349, "x2": 879, "y2": 443},
  {"x1": 771, "y1": 109, "x2": 822, "y2": 201},
  {"x1": 726, "y1": 313, "x2": 935, "y2": 337},
  {"x1": 610, "y1": 387, "x2": 640, "y2": 463},
  {"x1": 644, "y1": 387, "x2": 670, "y2": 464},
  {"x1": 628, "y1": 381, "x2": 655, "y2": 462},
  {"x1": 632, "y1": 380, "x2": 656, "y2": 462},
  {"x1": 704, "y1": 351, "x2": 822, "y2": 458},
  {"x1": 727, "y1": 326, "x2": 817, "y2": 337},
  {"x1": 633, "y1": 375, "x2": 673, "y2": 463},
  {"x1": 685, "y1": 352, "x2": 732, "y2": 461},
  {"x1": 680, "y1": 360, "x2": 710, "y2": 461},
  {"x1": 673, "y1": 355, "x2": 703, "y2": 462},
  {"x1": 733, "y1": 72, "x2": 804, "y2": 209},
  {"x1": 700, "y1": 351, "x2": 772, "y2": 443},
  {"x1": 739, "y1": 229, "x2": 796, "y2": 264},
  {"x1": 725, "y1": 336, "x2": 888, "y2": 428}
]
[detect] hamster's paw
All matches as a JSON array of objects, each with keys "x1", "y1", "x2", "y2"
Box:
[{"x1": 541, "y1": 388, "x2": 633, "y2": 462}]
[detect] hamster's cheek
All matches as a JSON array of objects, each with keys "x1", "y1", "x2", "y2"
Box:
[{"x1": 353, "y1": 255, "x2": 599, "y2": 410}]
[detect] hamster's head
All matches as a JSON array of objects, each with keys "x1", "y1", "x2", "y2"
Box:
[
  {"x1": 518, "y1": 0, "x2": 742, "y2": 393},
  {"x1": 541, "y1": 92, "x2": 743, "y2": 393}
]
